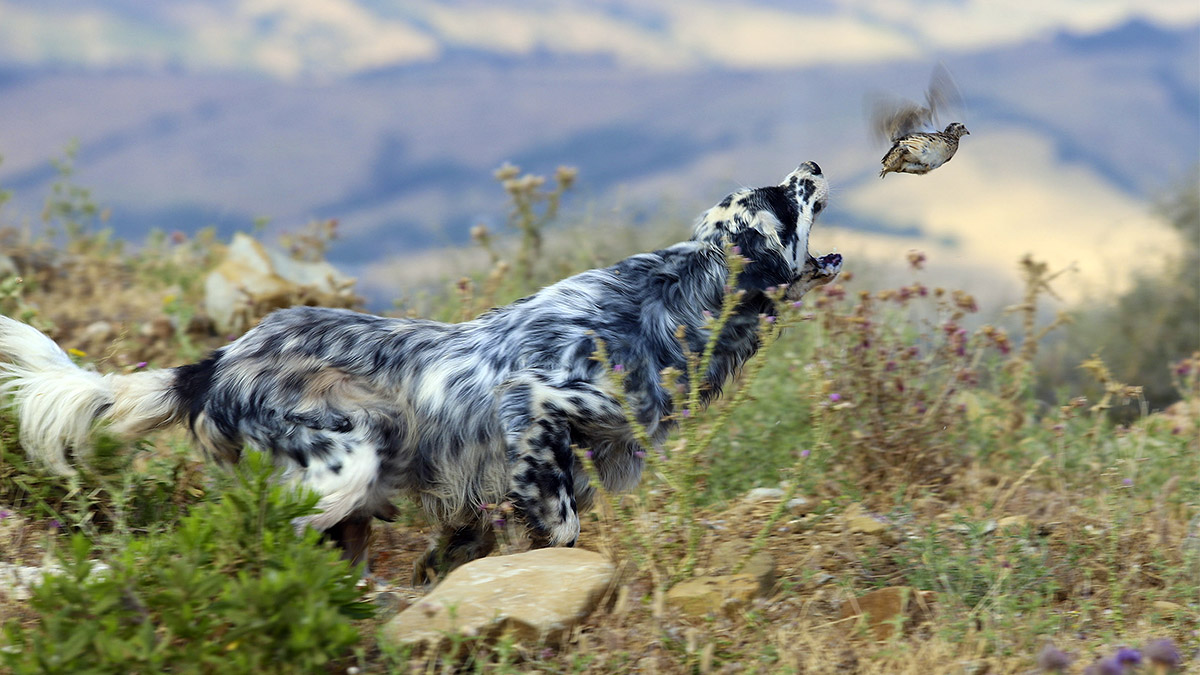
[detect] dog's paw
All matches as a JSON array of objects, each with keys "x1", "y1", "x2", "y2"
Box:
[{"x1": 815, "y1": 252, "x2": 843, "y2": 278}]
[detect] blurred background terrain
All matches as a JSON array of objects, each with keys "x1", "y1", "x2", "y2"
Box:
[{"x1": 0, "y1": 0, "x2": 1196, "y2": 302}]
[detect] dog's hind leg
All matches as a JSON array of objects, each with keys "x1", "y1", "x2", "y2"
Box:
[
  {"x1": 411, "y1": 517, "x2": 496, "y2": 586},
  {"x1": 324, "y1": 515, "x2": 373, "y2": 571}
]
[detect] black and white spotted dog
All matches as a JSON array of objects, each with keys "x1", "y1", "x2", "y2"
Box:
[{"x1": 0, "y1": 162, "x2": 842, "y2": 582}]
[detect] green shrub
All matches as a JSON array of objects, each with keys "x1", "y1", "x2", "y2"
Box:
[{"x1": 1, "y1": 453, "x2": 371, "y2": 675}]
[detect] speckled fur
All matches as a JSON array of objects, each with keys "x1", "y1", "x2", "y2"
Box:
[{"x1": 0, "y1": 162, "x2": 842, "y2": 582}]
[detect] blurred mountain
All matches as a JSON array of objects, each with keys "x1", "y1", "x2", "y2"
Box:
[{"x1": 0, "y1": 8, "x2": 1195, "y2": 305}]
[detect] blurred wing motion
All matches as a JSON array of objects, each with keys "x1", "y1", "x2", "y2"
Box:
[{"x1": 868, "y1": 64, "x2": 963, "y2": 144}]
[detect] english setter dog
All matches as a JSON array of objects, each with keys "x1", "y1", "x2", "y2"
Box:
[{"x1": 0, "y1": 161, "x2": 842, "y2": 583}]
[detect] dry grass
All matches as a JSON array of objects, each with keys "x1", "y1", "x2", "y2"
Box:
[{"x1": 0, "y1": 163, "x2": 1195, "y2": 674}]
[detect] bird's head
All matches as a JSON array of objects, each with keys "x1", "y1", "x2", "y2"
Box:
[{"x1": 944, "y1": 122, "x2": 970, "y2": 137}]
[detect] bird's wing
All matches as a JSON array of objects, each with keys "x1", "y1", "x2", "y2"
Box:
[
  {"x1": 925, "y1": 63, "x2": 963, "y2": 127},
  {"x1": 869, "y1": 94, "x2": 932, "y2": 144}
]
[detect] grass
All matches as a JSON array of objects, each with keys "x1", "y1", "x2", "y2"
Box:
[{"x1": 0, "y1": 156, "x2": 1196, "y2": 673}]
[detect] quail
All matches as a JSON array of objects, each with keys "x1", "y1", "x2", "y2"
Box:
[{"x1": 870, "y1": 64, "x2": 970, "y2": 178}]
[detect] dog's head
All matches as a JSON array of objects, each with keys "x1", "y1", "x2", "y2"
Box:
[{"x1": 692, "y1": 161, "x2": 842, "y2": 299}]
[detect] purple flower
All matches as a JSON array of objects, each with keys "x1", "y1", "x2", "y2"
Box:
[
  {"x1": 800, "y1": 449, "x2": 810, "y2": 459},
  {"x1": 49, "y1": 519, "x2": 61, "y2": 530},
  {"x1": 613, "y1": 363, "x2": 624, "y2": 373},
  {"x1": 681, "y1": 408, "x2": 691, "y2": 418},
  {"x1": 634, "y1": 450, "x2": 646, "y2": 458},
  {"x1": 135, "y1": 361, "x2": 148, "y2": 369},
  {"x1": 1122, "y1": 477, "x2": 1134, "y2": 487},
  {"x1": 765, "y1": 315, "x2": 776, "y2": 324},
  {"x1": 492, "y1": 517, "x2": 506, "y2": 528},
  {"x1": 1114, "y1": 647, "x2": 1141, "y2": 666},
  {"x1": 791, "y1": 301, "x2": 802, "y2": 309},
  {"x1": 585, "y1": 450, "x2": 594, "y2": 459},
  {"x1": 0, "y1": 509, "x2": 10, "y2": 521},
  {"x1": 829, "y1": 393, "x2": 841, "y2": 402},
  {"x1": 1036, "y1": 643, "x2": 1073, "y2": 672},
  {"x1": 1143, "y1": 638, "x2": 1181, "y2": 668},
  {"x1": 730, "y1": 245, "x2": 741, "y2": 255}
]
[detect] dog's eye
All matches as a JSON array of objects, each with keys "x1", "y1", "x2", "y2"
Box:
[{"x1": 813, "y1": 202, "x2": 825, "y2": 215}]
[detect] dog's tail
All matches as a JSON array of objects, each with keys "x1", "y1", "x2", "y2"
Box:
[{"x1": 0, "y1": 315, "x2": 184, "y2": 474}]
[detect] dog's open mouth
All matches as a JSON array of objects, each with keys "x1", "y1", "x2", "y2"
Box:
[{"x1": 786, "y1": 252, "x2": 843, "y2": 300}]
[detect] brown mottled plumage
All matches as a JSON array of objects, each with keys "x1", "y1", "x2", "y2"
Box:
[
  {"x1": 878, "y1": 122, "x2": 970, "y2": 178},
  {"x1": 869, "y1": 64, "x2": 970, "y2": 178}
]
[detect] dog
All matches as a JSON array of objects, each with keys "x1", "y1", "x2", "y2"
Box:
[{"x1": 0, "y1": 161, "x2": 842, "y2": 583}]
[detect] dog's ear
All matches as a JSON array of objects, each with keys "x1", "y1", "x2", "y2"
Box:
[
  {"x1": 691, "y1": 162, "x2": 828, "y2": 293},
  {"x1": 726, "y1": 214, "x2": 794, "y2": 292}
]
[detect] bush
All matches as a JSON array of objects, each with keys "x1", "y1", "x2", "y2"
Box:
[{"x1": 1, "y1": 453, "x2": 371, "y2": 675}]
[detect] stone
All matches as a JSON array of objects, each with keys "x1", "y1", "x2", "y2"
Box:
[
  {"x1": 380, "y1": 548, "x2": 615, "y2": 652},
  {"x1": 838, "y1": 586, "x2": 932, "y2": 641},
  {"x1": 0, "y1": 561, "x2": 111, "y2": 601},
  {"x1": 786, "y1": 497, "x2": 811, "y2": 513},
  {"x1": 80, "y1": 320, "x2": 116, "y2": 345},
  {"x1": 743, "y1": 487, "x2": 785, "y2": 503},
  {"x1": 665, "y1": 574, "x2": 761, "y2": 617},
  {"x1": 996, "y1": 515, "x2": 1029, "y2": 532},
  {"x1": 204, "y1": 233, "x2": 357, "y2": 334},
  {"x1": 1151, "y1": 600, "x2": 1183, "y2": 614},
  {"x1": 710, "y1": 541, "x2": 776, "y2": 596}
]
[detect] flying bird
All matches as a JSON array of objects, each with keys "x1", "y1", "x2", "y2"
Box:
[{"x1": 869, "y1": 64, "x2": 970, "y2": 178}]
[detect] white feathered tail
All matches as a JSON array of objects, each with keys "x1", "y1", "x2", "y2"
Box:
[{"x1": 0, "y1": 315, "x2": 183, "y2": 474}]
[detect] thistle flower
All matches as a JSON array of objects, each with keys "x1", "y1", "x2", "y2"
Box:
[
  {"x1": 613, "y1": 364, "x2": 624, "y2": 373},
  {"x1": 829, "y1": 393, "x2": 841, "y2": 402},
  {"x1": 1143, "y1": 638, "x2": 1181, "y2": 671},
  {"x1": 0, "y1": 509, "x2": 10, "y2": 521},
  {"x1": 800, "y1": 449, "x2": 810, "y2": 459},
  {"x1": 1114, "y1": 647, "x2": 1141, "y2": 667},
  {"x1": 1036, "y1": 643, "x2": 1073, "y2": 672}
]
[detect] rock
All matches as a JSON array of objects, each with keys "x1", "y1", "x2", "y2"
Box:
[
  {"x1": 380, "y1": 548, "x2": 615, "y2": 652},
  {"x1": 204, "y1": 233, "x2": 357, "y2": 334},
  {"x1": 845, "y1": 515, "x2": 887, "y2": 536},
  {"x1": 786, "y1": 497, "x2": 810, "y2": 513},
  {"x1": 0, "y1": 561, "x2": 111, "y2": 601},
  {"x1": 665, "y1": 574, "x2": 761, "y2": 617},
  {"x1": 80, "y1": 320, "x2": 116, "y2": 345},
  {"x1": 743, "y1": 487, "x2": 785, "y2": 503},
  {"x1": 0, "y1": 254, "x2": 17, "y2": 279},
  {"x1": 710, "y1": 541, "x2": 776, "y2": 596},
  {"x1": 996, "y1": 515, "x2": 1029, "y2": 532},
  {"x1": 1152, "y1": 600, "x2": 1184, "y2": 614},
  {"x1": 838, "y1": 586, "x2": 932, "y2": 641}
]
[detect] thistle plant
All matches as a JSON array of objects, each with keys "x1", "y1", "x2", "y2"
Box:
[
  {"x1": 582, "y1": 245, "x2": 806, "y2": 585},
  {"x1": 493, "y1": 162, "x2": 577, "y2": 284}
]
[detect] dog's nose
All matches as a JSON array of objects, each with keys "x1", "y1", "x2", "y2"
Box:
[{"x1": 802, "y1": 161, "x2": 823, "y2": 176}]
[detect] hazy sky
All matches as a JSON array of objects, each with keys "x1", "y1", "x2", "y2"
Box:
[{"x1": 1, "y1": 0, "x2": 1197, "y2": 78}]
